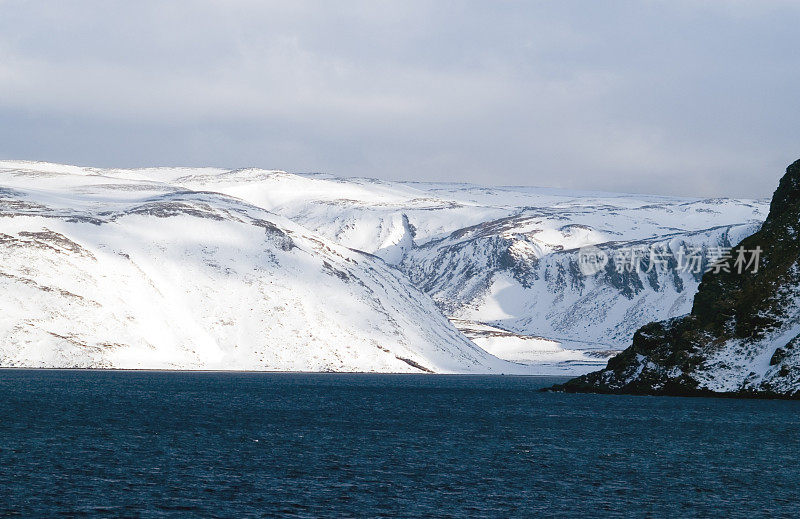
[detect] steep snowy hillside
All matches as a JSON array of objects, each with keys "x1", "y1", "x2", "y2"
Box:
[
  {"x1": 552, "y1": 159, "x2": 800, "y2": 397},
  {"x1": 0, "y1": 161, "x2": 768, "y2": 374},
  {"x1": 135, "y1": 165, "x2": 765, "y2": 367},
  {"x1": 404, "y1": 219, "x2": 760, "y2": 347},
  {"x1": 0, "y1": 162, "x2": 518, "y2": 373}
]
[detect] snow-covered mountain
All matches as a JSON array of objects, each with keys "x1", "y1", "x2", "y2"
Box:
[
  {"x1": 0, "y1": 161, "x2": 519, "y2": 373},
  {"x1": 0, "y1": 161, "x2": 769, "y2": 373},
  {"x1": 132, "y1": 166, "x2": 766, "y2": 370},
  {"x1": 403, "y1": 216, "x2": 759, "y2": 346}
]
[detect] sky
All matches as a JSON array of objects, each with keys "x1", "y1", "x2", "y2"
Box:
[{"x1": 0, "y1": 0, "x2": 798, "y2": 197}]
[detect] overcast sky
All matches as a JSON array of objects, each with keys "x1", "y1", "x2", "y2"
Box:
[{"x1": 1, "y1": 1, "x2": 798, "y2": 197}]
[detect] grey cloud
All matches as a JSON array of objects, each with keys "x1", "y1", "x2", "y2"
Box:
[{"x1": 0, "y1": 0, "x2": 797, "y2": 197}]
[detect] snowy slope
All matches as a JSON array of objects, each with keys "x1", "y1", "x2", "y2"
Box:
[
  {"x1": 115, "y1": 164, "x2": 765, "y2": 366},
  {"x1": 404, "y1": 221, "x2": 761, "y2": 346},
  {"x1": 0, "y1": 161, "x2": 522, "y2": 373},
  {"x1": 118, "y1": 166, "x2": 765, "y2": 266},
  {"x1": 0, "y1": 161, "x2": 769, "y2": 374}
]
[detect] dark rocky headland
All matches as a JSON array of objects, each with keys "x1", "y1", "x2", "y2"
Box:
[{"x1": 549, "y1": 159, "x2": 800, "y2": 398}]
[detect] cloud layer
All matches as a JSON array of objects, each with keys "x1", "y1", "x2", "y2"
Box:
[{"x1": 1, "y1": 0, "x2": 798, "y2": 196}]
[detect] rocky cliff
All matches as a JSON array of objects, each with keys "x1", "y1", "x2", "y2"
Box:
[{"x1": 551, "y1": 159, "x2": 800, "y2": 398}]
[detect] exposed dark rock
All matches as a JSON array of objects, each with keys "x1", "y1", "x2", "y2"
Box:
[
  {"x1": 394, "y1": 356, "x2": 434, "y2": 373},
  {"x1": 549, "y1": 159, "x2": 800, "y2": 398}
]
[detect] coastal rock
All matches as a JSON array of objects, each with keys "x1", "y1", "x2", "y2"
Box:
[{"x1": 551, "y1": 159, "x2": 800, "y2": 397}]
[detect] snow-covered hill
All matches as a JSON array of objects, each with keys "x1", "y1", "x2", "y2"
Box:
[
  {"x1": 0, "y1": 162, "x2": 519, "y2": 373},
  {"x1": 0, "y1": 161, "x2": 769, "y2": 373},
  {"x1": 131, "y1": 165, "x2": 766, "y2": 368}
]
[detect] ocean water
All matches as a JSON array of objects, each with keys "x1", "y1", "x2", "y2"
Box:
[{"x1": 1, "y1": 371, "x2": 798, "y2": 518}]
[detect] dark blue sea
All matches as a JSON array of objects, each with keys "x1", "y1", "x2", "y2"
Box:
[{"x1": 1, "y1": 370, "x2": 798, "y2": 517}]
